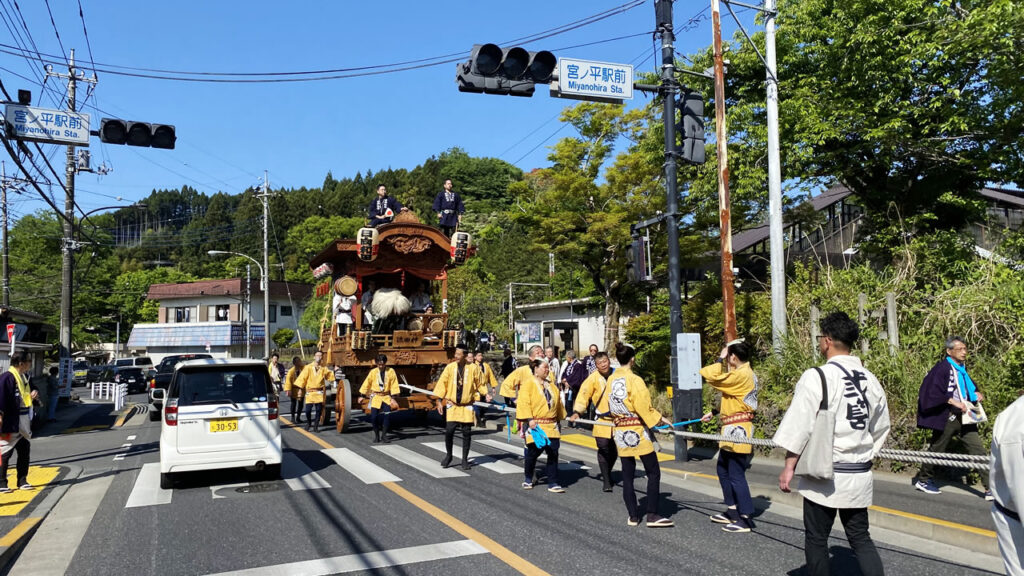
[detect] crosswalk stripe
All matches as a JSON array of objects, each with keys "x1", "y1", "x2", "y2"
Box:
[
  {"x1": 421, "y1": 442, "x2": 521, "y2": 474},
  {"x1": 373, "y1": 445, "x2": 469, "y2": 478},
  {"x1": 283, "y1": 452, "x2": 331, "y2": 490},
  {"x1": 125, "y1": 463, "x2": 172, "y2": 508},
  {"x1": 323, "y1": 448, "x2": 402, "y2": 484},
  {"x1": 478, "y1": 438, "x2": 591, "y2": 471}
]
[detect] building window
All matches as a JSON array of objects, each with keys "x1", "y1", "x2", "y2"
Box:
[
  {"x1": 281, "y1": 306, "x2": 293, "y2": 317},
  {"x1": 174, "y1": 306, "x2": 192, "y2": 323},
  {"x1": 214, "y1": 305, "x2": 230, "y2": 322},
  {"x1": 269, "y1": 305, "x2": 277, "y2": 323}
]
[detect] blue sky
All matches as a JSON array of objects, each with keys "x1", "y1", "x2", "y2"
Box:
[{"x1": 1, "y1": 1, "x2": 752, "y2": 219}]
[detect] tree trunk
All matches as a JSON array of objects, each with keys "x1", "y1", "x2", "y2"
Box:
[{"x1": 603, "y1": 295, "x2": 621, "y2": 353}]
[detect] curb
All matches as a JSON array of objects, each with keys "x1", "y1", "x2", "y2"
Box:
[
  {"x1": 112, "y1": 404, "x2": 139, "y2": 428},
  {"x1": 0, "y1": 464, "x2": 82, "y2": 571}
]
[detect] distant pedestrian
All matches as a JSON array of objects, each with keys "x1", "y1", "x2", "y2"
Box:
[
  {"x1": 989, "y1": 393, "x2": 1024, "y2": 575},
  {"x1": 474, "y1": 352, "x2": 498, "y2": 428},
  {"x1": 359, "y1": 354, "x2": 399, "y2": 444},
  {"x1": 569, "y1": 351, "x2": 617, "y2": 492},
  {"x1": 774, "y1": 311, "x2": 890, "y2": 576},
  {"x1": 605, "y1": 343, "x2": 674, "y2": 527},
  {"x1": 914, "y1": 336, "x2": 991, "y2": 499},
  {"x1": 431, "y1": 178, "x2": 465, "y2": 237},
  {"x1": 584, "y1": 344, "x2": 599, "y2": 375},
  {"x1": 45, "y1": 366, "x2": 60, "y2": 422},
  {"x1": 268, "y1": 353, "x2": 285, "y2": 393},
  {"x1": 545, "y1": 346, "x2": 560, "y2": 382},
  {"x1": 295, "y1": 351, "x2": 334, "y2": 433},
  {"x1": 559, "y1": 350, "x2": 585, "y2": 420},
  {"x1": 285, "y1": 357, "x2": 305, "y2": 423},
  {"x1": 367, "y1": 184, "x2": 405, "y2": 227},
  {"x1": 517, "y1": 358, "x2": 566, "y2": 493},
  {"x1": 0, "y1": 351, "x2": 38, "y2": 492},
  {"x1": 499, "y1": 348, "x2": 518, "y2": 379},
  {"x1": 700, "y1": 339, "x2": 758, "y2": 533}
]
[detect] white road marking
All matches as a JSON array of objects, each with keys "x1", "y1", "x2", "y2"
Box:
[
  {"x1": 478, "y1": 438, "x2": 591, "y2": 470},
  {"x1": 323, "y1": 448, "x2": 401, "y2": 484},
  {"x1": 203, "y1": 539, "x2": 488, "y2": 576},
  {"x1": 126, "y1": 435, "x2": 136, "y2": 441},
  {"x1": 124, "y1": 463, "x2": 172, "y2": 508},
  {"x1": 422, "y1": 442, "x2": 521, "y2": 474},
  {"x1": 373, "y1": 444, "x2": 469, "y2": 478},
  {"x1": 210, "y1": 483, "x2": 249, "y2": 499},
  {"x1": 121, "y1": 443, "x2": 132, "y2": 448},
  {"x1": 282, "y1": 452, "x2": 330, "y2": 491},
  {"x1": 112, "y1": 454, "x2": 125, "y2": 461}
]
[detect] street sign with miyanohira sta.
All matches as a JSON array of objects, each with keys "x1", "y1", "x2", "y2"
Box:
[
  {"x1": 4, "y1": 104, "x2": 90, "y2": 146},
  {"x1": 551, "y1": 57, "x2": 633, "y2": 104}
]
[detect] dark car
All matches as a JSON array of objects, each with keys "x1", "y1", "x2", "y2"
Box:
[
  {"x1": 149, "y1": 354, "x2": 213, "y2": 420},
  {"x1": 102, "y1": 366, "x2": 148, "y2": 394},
  {"x1": 87, "y1": 364, "x2": 111, "y2": 384}
]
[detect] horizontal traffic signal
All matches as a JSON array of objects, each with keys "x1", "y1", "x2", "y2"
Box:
[
  {"x1": 456, "y1": 44, "x2": 556, "y2": 97},
  {"x1": 100, "y1": 118, "x2": 176, "y2": 149}
]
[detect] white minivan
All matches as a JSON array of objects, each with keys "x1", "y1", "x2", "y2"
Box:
[{"x1": 154, "y1": 359, "x2": 281, "y2": 489}]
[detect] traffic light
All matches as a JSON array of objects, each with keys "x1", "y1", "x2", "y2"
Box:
[
  {"x1": 99, "y1": 118, "x2": 176, "y2": 149},
  {"x1": 676, "y1": 91, "x2": 705, "y2": 165},
  {"x1": 456, "y1": 43, "x2": 556, "y2": 97},
  {"x1": 626, "y1": 235, "x2": 651, "y2": 283}
]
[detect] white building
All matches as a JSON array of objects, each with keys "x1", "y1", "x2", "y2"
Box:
[
  {"x1": 126, "y1": 278, "x2": 312, "y2": 363},
  {"x1": 513, "y1": 297, "x2": 627, "y2": 356}
]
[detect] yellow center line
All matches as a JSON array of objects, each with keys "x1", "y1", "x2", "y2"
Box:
[
  {"x1": 279, "y1": 415, "x2": 550, "y2": 575},
  {"x1": 868, "y1": 504, "x2": 997, "y2": 538},
  {"x1": 0, "y1": 517, "x2": 39, "y2": 547}
]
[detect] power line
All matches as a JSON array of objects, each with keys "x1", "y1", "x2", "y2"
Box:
[{"x1": 41, "y1": 0, "x2": 68, "y2": 64}]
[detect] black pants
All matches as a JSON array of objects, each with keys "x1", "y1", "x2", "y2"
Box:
[
  {"x1": 524, "y1": 438, "x2": 560, "y2": 488},
  {"x1": 440, "y1": 225, "x2": 455, "y2": 237},
  {"x1": 717, "y1": 450, "x2": 754, "y2": 516},
  {"x1": 918, "y1": 419, "x2": 989, "y2": 488},
  {"x1": 620, "y1": 452, "x2": 661, "y2": 519},
  {"x1": 0, "y1": 436, "x2": 30, "y2": 487},
  {"x1": 595, "y1": 437, "x2": 618, "y2": 488},
  {"x1": 304, "y1": 403, "x2": 323, "y2": 427},
  {"x1": 444, "y1": 421, "x2": 472, "y2": 459},
  {"x1": 290, "y1": 395, "x2": 304, "y2": 422},
  {"x1": 803, "y1": 498, "x2": 884, "y2": 576},
  {"x1": 370, "y1": 405, "x2": 391, "y2": 433}
]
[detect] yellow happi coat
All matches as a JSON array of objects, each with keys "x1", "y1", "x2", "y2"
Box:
[
  {"x1": 359, "y1": 367, "x2": 400, "y2": 410},
  {"x1": 517, "y1": 375, "x2": 566, "y2": 445},
  {"x1": 295, "y1": 364, "x2": 334, "y2": 404},
  {"x1": 597, "y1": 366, "x2": 663, "y2": 458},
  {"x1": 477, "y1": 361, "x2": 498, "y2": 392},
  {"x1": 573, "y1": 369, "x2": 613, "y2": 440},
  {"x1": 700, "y1": 362, "x2": 757, "y2": 454},
  {"x1": 433, "y1": 362, "x2": 485, "y2": 424},
  {"x1": 284, "y1": 365, "x2": 300, "y2": 394},
  {"x1": 499, "y1": 364, "x2": 554, "y2": 401}
]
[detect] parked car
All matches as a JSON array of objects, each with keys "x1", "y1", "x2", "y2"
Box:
[
  {"x1": 99, "y1": 366, "x2": 148, "y2": 394},
  {"x1": 154, "y1": 359, "x2": 281, "y2": 489},
  {"x1": 148, "y1": 354, "x2": 213, "y2": 421},
  {"x1": 72, "y1": 361, "x2": 90, "y2": 386},
  {"x1": 87, "y1": 364, "x2": 111, "y2": 384},
  {"x1": 477, "y1": 331, "x2": 491, "y2": 353},
  {"x1": 114, "y1": 356, "x2": 155, "y2": 374}
]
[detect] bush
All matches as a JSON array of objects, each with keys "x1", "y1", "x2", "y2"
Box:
[{"x1": 272, "y1": 328, "x2": 295, "y2": 349}]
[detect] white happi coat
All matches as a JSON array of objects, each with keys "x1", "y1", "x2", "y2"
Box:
[{"x1": 773, "y1": 355, "x2": 891, "y2": 509}]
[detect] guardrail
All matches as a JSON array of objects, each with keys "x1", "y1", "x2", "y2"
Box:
[{"x1": 90, "y1": 381, "x2": 129, "y2": 410}]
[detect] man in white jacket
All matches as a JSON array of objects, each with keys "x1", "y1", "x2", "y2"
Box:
[
  {"x1": 774, "y1": 311, "x2": 890, "y2": 576},
  {"x1": 989, "y1": 393, "x2": 1024, "y2": 575}
]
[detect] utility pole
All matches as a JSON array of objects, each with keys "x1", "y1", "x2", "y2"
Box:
[
  {"x1": 256, "y1": 171, "x2": 272, "y2": 359},
  {"x1": 765, "y1": 0, "x2": 786, "y2": 353},
  {"x1": 710, "y1": 0, "x2": 737, "y2": 341},
  {"x1": 1, "y1": 162, "x2": 12, "y2": 308},
  {"x1": 46, "y1": 49, "x2": 96, "y2": 384},
  {"x1": 245, "y1": 263, "x2": 251, "y2": 359}
]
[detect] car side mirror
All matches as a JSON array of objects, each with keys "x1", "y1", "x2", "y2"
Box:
[{"x1": 152, "y1": 389, "x2": 165, "y2": 401}]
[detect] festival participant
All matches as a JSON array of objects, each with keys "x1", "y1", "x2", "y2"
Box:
[
  {"x1": 584, "y1": 344, "x2": 599, "y2": 375},
  {"x1": 0, "y1": 351, "x2": 38, "y2": 492},
  {"x1": 603, "y1": 343, "x2": 674, "y2": 527},
  {"x1": 268, "y1": 353, "x2": 285, "y2": 393},
  {"x1": 431, "y1": 178, "x2": 465, "y2": 238},
  {"x1": 700, "y1": 339, "x2": 759, "y2": 533},
  {"x1": 359, "y1": 354, "x2": 400, "y2": 444},
  {"x1": 498, "y1": 345, "x2": 545, "y2": 407},
  {"x1": 517, "y1": 358, "x2": 566, "y2": 493},
  {"x1": 434, "y1": 344, "x2": 490, "y2": 470},
  {"x1": 286, "y1": 357, "x2": 305, "y2": 423},
  {"x1": 367, "y1": 184, "x2": 405, "y2": 227},
  {"x1": 294, "y1": 350, "x2": 334, "y2": 433},
  {"x1": 569, "y1": 351, "x2": 617, "y2": 492},
  {"x1": 474, "y1": 352, "x2": 498, "y2": 428},
  {"x1": 559, "y1": 350, "x2": 585, "y2": 420}
]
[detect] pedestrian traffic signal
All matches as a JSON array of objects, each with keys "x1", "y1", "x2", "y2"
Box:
[
  {"x1": 99, "y1": 118, "x2": 176, "y2": 149},
  {"x1": 456, "y1": 44, "x2": 556, "y2": 97},
  {"x1": 676, "y1": 92, "x2": 705, "y2": 165}
]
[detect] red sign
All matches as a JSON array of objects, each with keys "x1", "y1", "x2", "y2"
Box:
[{"x1": 5, "y1": 324, "x2": 13, "y2": 343}]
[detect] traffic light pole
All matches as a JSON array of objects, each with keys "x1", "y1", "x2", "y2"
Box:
[{"x1": 257, "y1": 171, "x2": 272, "y2": 360}]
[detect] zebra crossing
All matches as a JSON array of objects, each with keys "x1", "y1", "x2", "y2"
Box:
[{"x1": 123, "y1": 438, "x2": 585, "y2": 509}]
